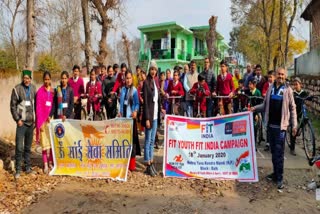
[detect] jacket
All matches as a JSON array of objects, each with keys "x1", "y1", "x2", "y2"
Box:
[
  {"x1": 141, "y1": 76, "x2": 161, "y2": 128},
  {"x1": 119, "y1": 86, "x2": 139, "y2": 118},
  {"x1": 255, "y1": 82, "x2": 297, "y2": 130},
  {"x1": 215, "y1": 72, "x2": 235, "y2": 96},
  {"x1": 200, "y1": 69, "x2": 216, "y2": 92},
  {"x1": 10, "y1": 83, "x2": 37, "y2": 126},
  {"x1": 189, "y1": 82, "x2": 210, "y2": 112}
]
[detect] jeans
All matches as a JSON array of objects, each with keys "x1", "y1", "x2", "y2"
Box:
[
  {"x1": 185, "y1": 100, "x2": 194, "y2": 117},
  {"x1": 15, "y1": 124, "x2": 34, "y2": 172},
  {"x1": 206, "y1": 98, "x2": 214, "y2": 117},
  {"x1": 269, "y1": 126, "x2": 286, "y2": 182},
  {"x1": 144, "y1": 119, "x2": 158, "y2": 162}
]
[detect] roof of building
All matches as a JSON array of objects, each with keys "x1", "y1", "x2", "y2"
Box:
[
  {"x1": 301, "y1": 0, "x2": 320, "y2": 21},
  {"x1": 137, "y1": 21, "x2": 225, "y2": 39},
  {"x1": 138, "y1": 21, "x2": 193, "y2": 35}
]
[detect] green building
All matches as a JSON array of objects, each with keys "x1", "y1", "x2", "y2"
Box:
[{"x1": 138, "y1": 21, "x2": 229, "y2": 76}]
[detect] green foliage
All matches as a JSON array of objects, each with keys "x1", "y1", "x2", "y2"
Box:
[
  {"x1": 0, "y1": 49, "x2": 16, "y2": 69},
  {"x1": 38, "y1": 54, "x2": 61, "y2": 73}
]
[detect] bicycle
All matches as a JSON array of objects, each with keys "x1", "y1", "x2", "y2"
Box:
[
  {"x1": 81, "y1": 94, "x2": 106, "y2": 121},
  {"x1": 213, "y1": 95, "x2": 233, "y2": 116},
  {"x1": 166, "y1": 95, "x2": 183, "y2": 115},
  {"x1": 237, "y1": 94, "x2": 264, "y2": 145},
  {"x1": 286, "y1": 95, "x2": 319, "y2": 164}
]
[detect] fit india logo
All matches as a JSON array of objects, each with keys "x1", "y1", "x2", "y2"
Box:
[
  {"x1": 174, "y1": 154, "x2": 183, "y2": 163},
  {"x1": 200, "y1": 122, "x2": 214, "y2": 138},
  {"x1": 235, "y1": 150, "x2": 251, "y2": 173},
  {"x1": 54, "y1": 123, "x2": 65, "y2": 138}
]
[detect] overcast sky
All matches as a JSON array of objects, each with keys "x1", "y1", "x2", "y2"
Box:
[
  {"x1": 120, "y1": 0, "x2": 233, "y2": 41},
  {"x1": 116, "y1": 0, "x2": 309, "y2": 45}
]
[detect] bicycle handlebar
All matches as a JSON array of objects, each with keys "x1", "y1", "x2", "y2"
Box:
[
  {"x1": 295, "y1": 95, "x2": 320, "y2": 102},
  {"x1": 167, "y1": 96, "x2": 182, "y2": 99}
]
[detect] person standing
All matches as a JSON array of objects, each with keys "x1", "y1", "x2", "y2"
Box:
[
  {"x1": 53, "y1": 71, "x2": 74, "y2": 120},
  {"x1": 243, "y1": 63, "x2": 253, "y2": 88},
  {"x1": 251, "y1": 67, "x2": 297, "y2": 190},
  {"x1": 68, "y1": 65, "x2": 84, "y2": 119},
  {"x1": 10, "y1": 70, "x2": 37, "y2": 179},
  {"x1": 184, "y1": 60, "x2": 198, "y2": 117},
  {"x1": 214, "y1": 60, "x2": 234, "y2": 115},
  {"x1": 35, "y1": 71, "x2": 54, "y2": 174},
  {"x1": 254, "y1": 64, "x2": 266, "y2": 92},
  {"x1": 112, "y1": 63, "x2": 127, "y2": 94},
  {"x1": 119, "y1": 70, "x2": 141, "y2": 171},
  {"x1": 102, "y1": 65, "x2": 117, "y2": 119},
  {"x1": 289, "y1": 77, "x2": 308, "y2": 156},
  {"x1": 232, "y1": 68, "x2": 241, "y2": 113},
  {"x1": 200, "y1": 58, "x2": 216, "y2": 117},
  {"x1": 85, "y1": 69, "x2": 102, "y2": 120},
  {"x1": 142, "y1": 61, "x2": 161, "y2": 177}
]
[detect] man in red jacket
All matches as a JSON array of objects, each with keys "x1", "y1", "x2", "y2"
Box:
[{"x1": 214, "y1": 60, "x2": 235, "y2": 115}]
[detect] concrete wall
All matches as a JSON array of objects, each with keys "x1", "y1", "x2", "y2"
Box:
[{"x1": 295, "y1": 47, "x2": 320, "y2": 76}]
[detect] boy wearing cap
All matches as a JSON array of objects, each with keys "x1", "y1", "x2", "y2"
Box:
[
  {"x1": 10, "y1": 70, "x2": 37, "y2": 179},
  {"x1": 289, "y1": 77, "x2": 308, "y2": 155}
]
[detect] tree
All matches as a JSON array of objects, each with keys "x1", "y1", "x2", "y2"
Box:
[
  {"x1": 205, "y1": 16, "x2": 218, "y2": 70},
  {"x1": 38, "y1": 53, "x2": 61, "y2": 73},
  {"x1": 25, "y1": 0, "x2": 36, "y2": 70},
  {"x1": 81, "y1": 0, "x2": 92, "y2": 72},
  {"x1": 90, "y1": 0, "x2": 122, "y2": 65},
  {"x1": 121, "y1": 32, "x2": 131, "y2": 69},
  {"x1": 0, "y1": 0, "x2": 24, "y2": 70},
  {"x1": 231, "y1": 0, "x2": 306, "y2": 70}
]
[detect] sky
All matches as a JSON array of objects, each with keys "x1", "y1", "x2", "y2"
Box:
[
  {"x1": 116, "y1": 0, "x2": 310, "y2": 46},
  {"x1": 118, "y1": 0, "x2": 233, "y2": 42}
]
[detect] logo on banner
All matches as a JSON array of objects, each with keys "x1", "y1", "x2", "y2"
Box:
[
  {"x1": 225, "y1": 122, "x2": 233, "y2": 135},
  {"x1": 168, "y1": 120, "x2": 186, "y2": 131},
  {"x1": 54, "y1": 123, "x2": 65, "y2": 138},
  {"x1": 200, "y1": 122, "x2": 214, "y2": 138},
  {"x1": 235, "y1": 150, "x2": 251, "y2": 173},
  {"x1": 224, "y1": 120, "x2": 247, "y2": 136}
]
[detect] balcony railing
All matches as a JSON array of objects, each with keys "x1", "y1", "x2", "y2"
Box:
[{"x1": 194, "y1": 49, "x2": 208, "y2": 56}]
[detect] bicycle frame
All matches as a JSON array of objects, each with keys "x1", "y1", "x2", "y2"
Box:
[{"x1": 167, "y1": 96, "x2": 182, "y2": 115}]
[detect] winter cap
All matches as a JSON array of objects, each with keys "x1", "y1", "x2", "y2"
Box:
[
  {"x1": 22, "y1": 70, "x2": 32, "y2": 79},
  {"x1": 149, "y1": 60, "x2": 158, "y2": 71},
  {"x1": 293, "y1": 77, "x2": 302, "y2": 83}
]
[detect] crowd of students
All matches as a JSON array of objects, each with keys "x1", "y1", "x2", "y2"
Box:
[{"x1": 10, "y1": 58, "x2": 308, "y2": 180}]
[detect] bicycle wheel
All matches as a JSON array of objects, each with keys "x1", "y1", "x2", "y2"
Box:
[
  {"x1": 302, "y1": 120, "x2": 316, "y2": 161},
  {"x1": 286, "y1": 125, "x2": 292, "y2": 149},
  {"x1": 257, "y1": 114, "x2": 263, "y2": 145},
  {"x1": 81, "y1": 107, "x2": 87, "y2": 120}
]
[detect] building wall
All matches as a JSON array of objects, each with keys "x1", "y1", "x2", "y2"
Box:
[{"x1": 295, "y1": 47, "x2": 320, "y2": 76}]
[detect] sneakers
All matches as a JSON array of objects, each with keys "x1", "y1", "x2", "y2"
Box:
[
  {"x1": 14, "y1": 172, "x2": 21, "y2": 179},
  {"x1": 26, "y1": 168, "x2": 37, "y2": 175},
  {"x1": 264, "y1": 145, "x2": 270, "y2": 151},
  {"x1": 144, "y1": 165, "x2": 157, "y2": 177},
  {"x1": 266, "y1": 173, "x2": 277, "y2": 182},
  {"x1": 277, "y1": 181, "x2": 284, "y2": 190},
  {"x1": 150, "y1": 163, "x2": 158, "y2": 176}
]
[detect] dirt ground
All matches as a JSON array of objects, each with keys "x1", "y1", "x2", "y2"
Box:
[{"x1": 0, "y1": 152, "x2": 320, "y2": 214}]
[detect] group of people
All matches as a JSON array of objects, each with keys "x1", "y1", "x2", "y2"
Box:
[{"x1": 10, "y1": 58, "x2": 307, "y2": 188}]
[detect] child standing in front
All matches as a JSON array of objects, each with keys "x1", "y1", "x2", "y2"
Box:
[
  {"x1": 289, "y1": 77, "x2": 308, "y2": 156},
  {"x1": 189, "y1": 74, "x2": 210, "y2": 117}
]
